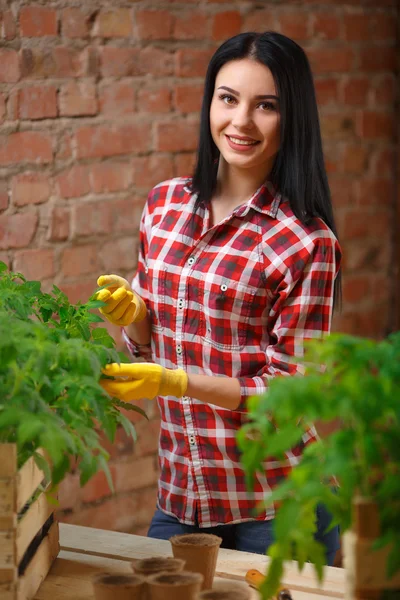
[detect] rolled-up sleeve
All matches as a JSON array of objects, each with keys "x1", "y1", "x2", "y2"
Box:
[{"x1": 237, "y1": 233, "x2": 341, "y2": 411}]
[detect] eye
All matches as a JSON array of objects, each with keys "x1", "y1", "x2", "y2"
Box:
[
  {"x1": 258, "y1": 101, "x2": 277, "y2": 112},
  {"x1": 219, "y1": 93, "x2": 237, "y2": 106}
]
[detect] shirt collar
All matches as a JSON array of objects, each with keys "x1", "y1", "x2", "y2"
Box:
[{"x1": 183, "y1": 179, "x2": 282, "y2": 219}]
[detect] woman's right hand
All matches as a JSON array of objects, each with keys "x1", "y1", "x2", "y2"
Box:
[{"x1": 96, "y1": 274, "x2": 147, "y2": 326}]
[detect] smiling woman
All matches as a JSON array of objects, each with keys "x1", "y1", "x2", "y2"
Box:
[{"x1": 95, "y1": 31, "x2": 342, "y2": 565}]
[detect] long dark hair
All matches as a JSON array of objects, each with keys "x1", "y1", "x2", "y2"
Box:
[{"x1": 190, "y1": 31, "x2": 341, "y2": 309}]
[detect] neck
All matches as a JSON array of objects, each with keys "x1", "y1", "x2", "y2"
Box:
[{"x1": 214, "y1": 159, "x2": 270, "y2": 206}]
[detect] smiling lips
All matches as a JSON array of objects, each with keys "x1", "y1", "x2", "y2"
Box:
[{"x1": 225, "y1": 134, "x2": 260, "y2": 151}]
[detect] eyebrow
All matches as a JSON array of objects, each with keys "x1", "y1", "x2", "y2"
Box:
[{"x1": 217, "y1": 85, "x2": 279, "y2": 101}]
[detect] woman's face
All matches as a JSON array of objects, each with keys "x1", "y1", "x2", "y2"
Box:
[{"x1": 210, "y1": 58, "x2": 280, "y2": 178}]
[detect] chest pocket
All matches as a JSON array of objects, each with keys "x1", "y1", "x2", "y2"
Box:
[{"x1": 200, "y1": 279, "x2": 255, "y2": 351}]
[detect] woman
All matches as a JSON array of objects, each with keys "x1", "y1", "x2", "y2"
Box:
[{"x1": 97, "y1": 31, "x2": 342, "y2": 563}]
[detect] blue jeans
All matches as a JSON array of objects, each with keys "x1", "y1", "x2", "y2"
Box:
[{"x1": 148, "y1": 503, "x2": 339, "y2": 566}]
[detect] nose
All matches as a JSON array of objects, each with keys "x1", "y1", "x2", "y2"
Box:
[{"x1": 231, "y1": 105, "x2": 253, "y2": 130}]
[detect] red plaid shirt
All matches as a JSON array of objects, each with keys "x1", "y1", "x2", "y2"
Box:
[{"x1": 123, "y1": 177, "x2": 341, "y2": 527}]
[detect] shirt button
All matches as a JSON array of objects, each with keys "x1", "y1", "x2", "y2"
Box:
[
  {"x1": 176, "y1": 345, "x2": 183, "y2": 355},
  {"x1": 178, "y1": 298, "x2": 184, "y2": 309},
  {"x1": 189, "y1": 435, "x2": 195, "y2": 445},
  {"x1": 182, "y1": 396, "x2": 189, "y2": 402},
  {"x1": 221, "y1": 284, "x2": 228, "y2": 292},
  {"x1": 188, "y1": 257, "x2": 195, "y2": 266}
]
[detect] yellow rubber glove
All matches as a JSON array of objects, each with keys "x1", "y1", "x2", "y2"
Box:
[
  {"x1": 96, "y1": 274, "x2": 147, "y2": 326},
  {"x1": 100, "y1": 363, "x2": 188, "y2": 401}
]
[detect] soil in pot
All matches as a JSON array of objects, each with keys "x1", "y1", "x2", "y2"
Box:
[
  {"x1": 198, "y1": 580, "x2": 252, "y2": 599},
  {"x1": 147, "y1": 571, "x2": 203, "y2": 600},
  {"x1": 92, "y1": 572, "x2": 146, "y2": 600},
  {"x1": 170, "y1": 533, "x2": 222, "y2": 590},
  {"x1": 131, "y1": 556, "x2": 185, "y2": 576}
]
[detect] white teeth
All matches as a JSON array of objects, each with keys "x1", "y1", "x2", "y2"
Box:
[{"x1": 228, "y1": 136, "x2": 257, "y2": 146}]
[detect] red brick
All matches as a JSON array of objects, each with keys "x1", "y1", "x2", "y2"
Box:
[
  {"x1": 61, "y1": 8, "x2": 90, "y2": 38},
  {"x1": 20, "y1": 6, "x2": 57, "y2": 37},
  {"x1": 21, "y1": 47, "x2": 88, "y2": 79},
  {"x1": 48, "y1": 206, "x2": 70, "y2": 241},
  {"x1": 174, "y1": 153, "x2": 196, "y2": 177},
  {"x1": 174, "y1": 85, "x2": 203, "y2": 114},
  {"x1": 92, "y1": 10, "x2": 132, "y2": 38},
  {"x1": 75, "y1": 123, "x2": 150, "y2": 159},
  {"x1": 132, "y1": 154, "x2": 174, "y2": 190},
  {"x1": 0, "y1": 252, "x2": 10, "y2": 267},
  {"x1": 341, "y1": 77, "x2": 370, "y2": 105},
  {"x1": 243, "y1": 10, "x2": 275, "y2": 32},
  {"x1": 329, "y1": 176, "x2": 353, "y2": 208},
  {"x1": 80, "y1": 467, "x2": 114, "y2": 504},
  {"x1": 99, "y1": 238, "x2": 137, "y2": 272},
  {"x1": 137, "y1": 87, "x2": 171, "y2": 113},
  {"x1": 156, "y1": 120, "x2": 200, "y2": 152},
  {"x1": 174, "y1": 12, "x2": 209, "y2": 40},
  {"x1": 307, "y1": 47, "x2": 354, "y2": 74},
  {"x1": 56, "y1": 132, "x2": 73, "y2": 160},
  {"x1": 0, "y1": 131, "x2": 52, "y2": 165},
  {"x1": 212, "y1": 10, "x2": 241, "y2": 41},
  {"x1": 0, "y1": 212, "x2": 38, "y2": 249},
  {"x1": 356, "y1": 110, "x2": 393, "y2": 139},
  {"x1": 99, "y1": 426, "x2": 135, "y2": 461},
  {"x1": 342, "y1": 274, "x2": 370, "y2": 305},
  {"x1": 372, "y1": 74, "x2": 396, "y2": 105},
  {"x1": 1, "y1": 10, "x2": 17, "y2": 40},
  {"x1": 352, "y1": 178, "x2": 393, "y2": 207},
  {"x1": 320, "y1": 113, "x2": 354, "y2": 139},
  {"x1": 343, "y1": 14, "x2": 370, "y2": 41},
  {"x1": 175, "y1": 48, "x2": 214, "y2": 78},
  {"x1": 359, "y1": 46, "x2": 397, "y2": 72},
  {"x1": 99, "y1": 47, "x2": 141, "y2": 78},
  {"x1": 0, "y1": 49, "x2": 20, "y2": 83},
  {"x1": 139, "y1": 47, "x2": 174, "y2": 77},
  {"x1": 370, "y1": 13, "x2": 397, "y2": 41},
  {"x1": 59, "y1": 280, "x2": 97, "y2": 304},
  {"x1": 341, "y1": 144, "x2": 368, "y2": 174},
  {"x1": 312, "y1": 13, "x2": 340, "y2": 40},
  {"x1": 111, "y1": 197, "x2": 144, "y2": 233},
  {"x1": 314, "y1": 78, "x2": 338, "y2": 106},
  {"x1": 60, "y1": 494, "x2": 140, "y2": 533},
  {"x1": 370, "y1": 147, "x2": 395, "y2": 178},
  {"x1": 12, "y1": 172, "x2": 50, "y2": 206},
  {"x1": 56, "y1": 165, "x2": 90, "y2": 199},
  {"x1": 13, "y1": 248, "x2": 55, "y2": 280},
  {"x1": 0, "y1": 183, "x2": 8, "y2": 211},
  {"x1": 135, "y1": 10, "x2": 173, "y2": 41},
  {"x1": 61, "y1": 244, "x2": 99, "y2": 278},
  {"x1": 18, "y1": 86, "x2": 57, "y2": 120},
  {"x1": 112, "y1": 456, "x2": 158, "y2": 493},
  {"x1": 57, "y1": 473, "x2": 81, "y2": 511},
  {"x1": 90, "y1": 162, "x2": 133, "y2": 194},
  {"x1": 0, "y1": 94, "x2": 5, "y2": 123},
  {"x1": 278, "y1": 12, "x2": 310, "y2": 41},
  {"x1": 133, "y1": 419, "x2": 160, "y2": 458},
  {"x1": 59, "y1": 81, "x2": 97, "y2": 117},
  {"x1": 71, "y1": 202, "x2": 113, "y2": 238},
  {"x1": 99, "y1": 81, "x2": 135, "y2": 116}
]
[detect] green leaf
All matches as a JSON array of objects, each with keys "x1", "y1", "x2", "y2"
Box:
[
  {"x1": 92, "y1": 328, "x2": 115, "y2": 348},
  {"x1": 112, "y1": 398, "x2": 148, "y2": 420}
]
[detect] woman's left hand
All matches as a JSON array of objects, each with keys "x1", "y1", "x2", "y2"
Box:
[{"x1": 100, "y1": 363, "x2": 188, "y2": 401}]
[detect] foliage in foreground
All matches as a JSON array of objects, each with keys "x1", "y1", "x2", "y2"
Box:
[
  {"x1": 0, "y1": 262, "x2": 146, "y2": 490},
  {"x1": 238, "y1": 332, "x2": 400, "y2": 599}
]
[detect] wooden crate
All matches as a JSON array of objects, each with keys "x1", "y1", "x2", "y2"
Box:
[
  {"x1": 343, "y1": 498, "x2": 400, "y2": 599},
  {"x1": 0, "y1": 444, "x2": 59, "y2": 600}
]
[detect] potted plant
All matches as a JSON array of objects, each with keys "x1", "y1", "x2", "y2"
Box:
[
  {"x1": 0, "y1": 261, "x2": 147, "y2": 599},
  {"x1": 237, "y1": 332, "x2": 400, "y2": 599}
]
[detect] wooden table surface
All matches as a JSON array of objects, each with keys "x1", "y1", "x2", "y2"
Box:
[{"x1": 34, "y1": 523, "x2": 346, "y2": 600}]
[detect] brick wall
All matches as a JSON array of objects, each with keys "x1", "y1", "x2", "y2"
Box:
[{"x1": 0, "y1": 1, "x2": 398, "y2": 535}]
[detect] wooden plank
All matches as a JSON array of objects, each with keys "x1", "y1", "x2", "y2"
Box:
[
  {"x1": 17, "y1": 520, "x2": 59, "y2": 600},
  {"x1": 17, "y1": 451, "x2": 46, "y2": 514},
  {"x1": 343, "y1": 531, "x2": 400, "y2": 592},
  {"x1": 0, "y1": 529, "x2": 15, "y2": 577},
  {"x1": 59, "y1": 523, "x2": 345, "y2": 598},
  {"x1": 0, "y1": 445, "x2": 17, "y2": 478},
  {"x1": 0, "y1": 477, "x2": 16, "y2": 529},
  {"x1": 34, "y1": 550, "x2": 340, "y2": 600},
  {"x1": 17, "y1": 492, "x2": 54, "y2": 563}
]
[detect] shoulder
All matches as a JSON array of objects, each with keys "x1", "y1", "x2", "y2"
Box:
[
  {"x1": 260, "y1": 201, "x2": 341, "y2": 279},
  {"x1": 147, "y1": 177, "x2": 191, "y2": 211}
]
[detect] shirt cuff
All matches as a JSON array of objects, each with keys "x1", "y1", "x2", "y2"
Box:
[
  {"x1": 236, "y1": 375, "x2": 268, "y2": 411},
  {"x1": 122, "y1": 328, "x2": 153, "y2": 362}
]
